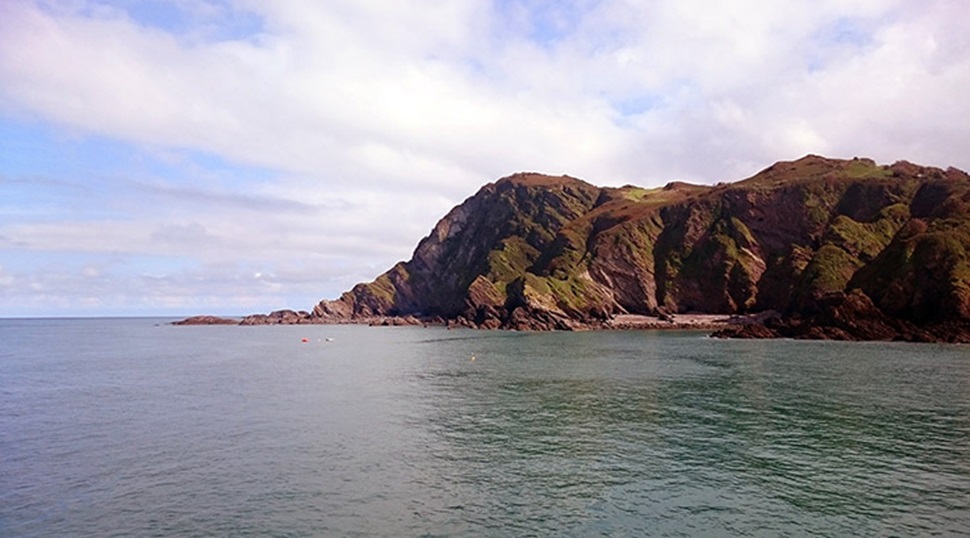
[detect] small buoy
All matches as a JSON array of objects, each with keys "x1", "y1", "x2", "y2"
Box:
[{"x1": 301, "y1": 338, "x2": 309, "y2": 343}]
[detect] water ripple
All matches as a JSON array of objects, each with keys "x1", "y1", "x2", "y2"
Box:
[{"x1": 1, "y1": 321, "x2": 968, "y2": 536}]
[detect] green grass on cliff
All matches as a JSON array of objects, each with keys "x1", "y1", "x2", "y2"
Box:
[
  {"x1": 541, "y1": 272, "x2": 613, "y2": 316},
  {"x1": 487, "y1": 237, "x2": 540, "y2": 289},
  {"x1": 615, "y1": 184, "x2": 708, "y2": 206},
  {"x1": 824, "y1": 205, "x2": 909, "y2": 262},
  {"x1": 800, "y1": 182, "x2": 846, "y2": 228},
  {"x1": 798, "y1": 244, "x2": 864, "y2": 298},
  {"x1": 845, "y1": 159, "x2": 893, "y2": 179},
  {"x1": 677, "y1": 216, "x2": 749, "y2": 279},
  {"x1": 361, "y1": 272, "x2": 398, "y2": 307}
]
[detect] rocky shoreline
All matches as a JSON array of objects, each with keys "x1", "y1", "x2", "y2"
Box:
[
  {"x1": 174, "y1": 299, "x2": 970, "y2": 343},
  {"x1": 173, "y1": 310, "x2": 763, "y2": 332},
  {"x1": 710, "y1": 290, "x2": 970, "y2": 343}
]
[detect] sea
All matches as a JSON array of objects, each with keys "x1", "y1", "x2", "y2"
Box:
[{"x1": 2, "y1": 318, "x2": 969, "y2": 537}]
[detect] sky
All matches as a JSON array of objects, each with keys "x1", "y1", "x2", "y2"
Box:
[{"x1": 1, "y1": 0, "x2": 969, "y2": 317}]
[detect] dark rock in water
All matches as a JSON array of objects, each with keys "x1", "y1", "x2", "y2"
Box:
[
  {"x1": 240, "y1": 309, "x2": 311, "y2": 325},
  {"x1": 172, "y1": 315, "x2": 238, "y2": 325},
  {"x1": 368, "y1": 316, "x2": 423, "y2": 327},
  {"x1": 804, "y1": 289, "x2": 905, "y2": 340},
  {"x1": 712, "y1": 323, "x2": 780, "y2": 339},
  {"x1": 713, "y1": 289, "x2": 970, "y2": 342}
]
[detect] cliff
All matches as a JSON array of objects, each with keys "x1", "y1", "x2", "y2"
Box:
[{"x1": 200, "y1": 155, "x2": 970, "y2": 341}]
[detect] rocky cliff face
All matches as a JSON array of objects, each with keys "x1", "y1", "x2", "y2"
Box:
[{"x1": 301, "y1": 156, "x2": 970, "y2": 340}]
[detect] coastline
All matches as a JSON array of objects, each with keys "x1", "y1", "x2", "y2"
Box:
[{"x1": 173, "y1": 311, "x2": 766, "y2": 332}]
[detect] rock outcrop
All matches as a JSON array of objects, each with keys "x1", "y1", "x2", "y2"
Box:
[
  {"x1": 240, "y1": 309, "x2": 311, "y2": 325},
  {"x1": 179, "y1": 155, "x2": 970, "y2": 341},
  {"x1": 172, "y1": 315, "x2": 238, "y2": 325}
]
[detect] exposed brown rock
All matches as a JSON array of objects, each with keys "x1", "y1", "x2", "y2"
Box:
[
  {"x1": 369, "y1": 316, "x2": 423, "y2": 327},
  {"x1": 171, "y1": 315, "x2": 238, "y2": 325},
  {"x1": 714, "y1": 289, "x2": 970, "y2": 342},
  {"x1": 240, "y1": 309, "x2": 311, "y2": 325}
]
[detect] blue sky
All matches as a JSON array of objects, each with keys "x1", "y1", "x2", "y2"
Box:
[{"x1": 1, "y1": 0, "x2": 969, "y2": 317}]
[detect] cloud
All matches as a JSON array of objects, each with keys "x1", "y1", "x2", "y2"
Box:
[
  {"x1": 0, "y1": 1, "x2": 629, "y2": 186},
  {"x1": 5, "y1": 0, "x2": 967, "y2": 185},
  {"x1": 0, "y1": 259, "x2": 324, "y2": 317},
  {"x1": 0, "y1": 0, "x2": 968, "y2": 315}
]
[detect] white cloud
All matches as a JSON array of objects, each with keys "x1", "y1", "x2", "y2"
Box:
[{"x1": 1, "y1": 0, "x2": 968, "y2": 315}]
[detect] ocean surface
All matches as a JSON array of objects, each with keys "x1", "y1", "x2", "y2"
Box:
[{"x1": 2, "y1": 318, "x2": 969, "y2": 537}]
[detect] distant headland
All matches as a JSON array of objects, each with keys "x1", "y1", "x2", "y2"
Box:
[{"x1": 177, "y1": 155, "x2": 970, "y2": 343}]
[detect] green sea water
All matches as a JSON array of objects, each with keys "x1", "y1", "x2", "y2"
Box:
[{"x1": 2, "y1": 319, "x2": 969, "y2": 536}]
